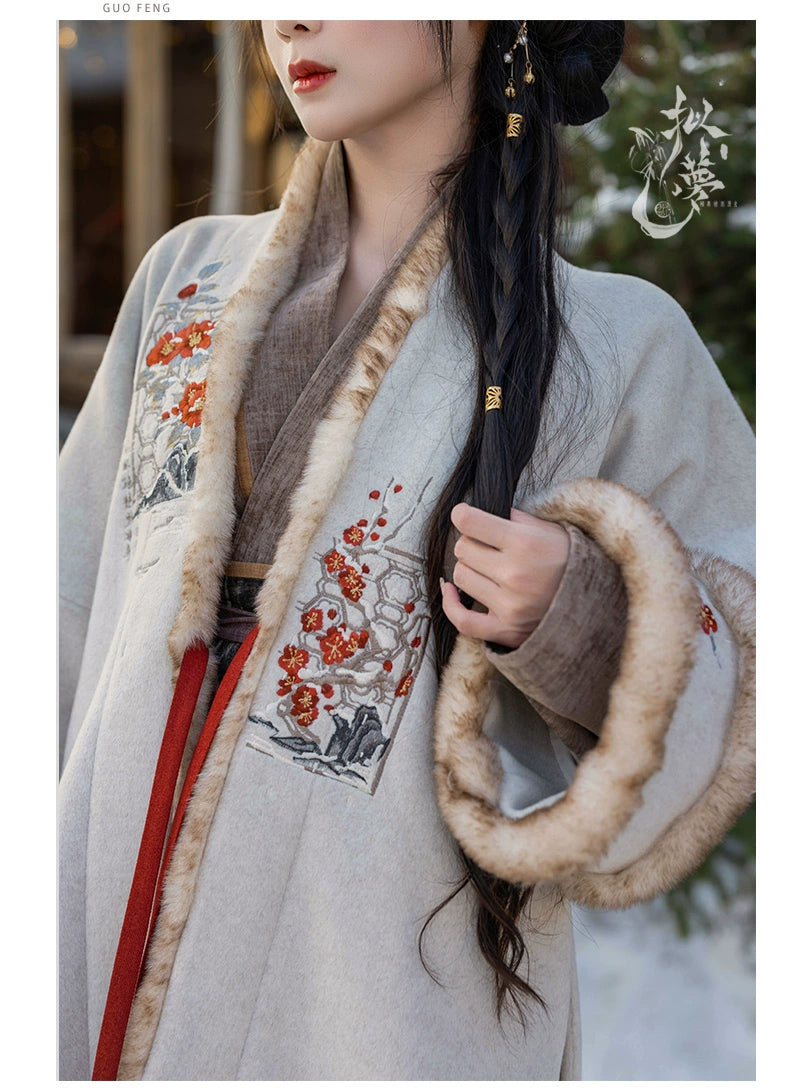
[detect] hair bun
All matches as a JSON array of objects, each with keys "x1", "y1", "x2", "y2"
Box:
[{"x1": 533, "y1": 21, "x2": 625, "y2": 126}]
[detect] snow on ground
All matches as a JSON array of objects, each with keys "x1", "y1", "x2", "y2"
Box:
[{"x1": 574, "y1": 900, "x2": 755, "y2": 1080}]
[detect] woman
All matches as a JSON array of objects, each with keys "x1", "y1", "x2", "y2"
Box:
[{"x1": 59, "y1": 21, "x2": 755, "y2": 1081}]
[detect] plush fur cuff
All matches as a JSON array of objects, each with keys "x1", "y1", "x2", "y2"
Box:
[
  {"x1": 433, "y1": 477, "x2": 755, "y2": 906},
  {"x1": 561, "y1": 547, "x2": 755, "y2": 908}
]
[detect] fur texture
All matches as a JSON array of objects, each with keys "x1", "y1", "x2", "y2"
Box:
[
  {"x1": 434, "y1": 477, "x2": 754, "y2": 897},
  {"x1": 117, "y1": 150, "x2": 449, "y2": 1079},
  {"x1": 560, "y1": 549, "x2": 755, "y2": 907},
  {"x1": 111, "y1": 146, "x2": 756, "y2": 1076},
  {"x1": 166, "y1": 138, "x2": 331, "y2": 666}
]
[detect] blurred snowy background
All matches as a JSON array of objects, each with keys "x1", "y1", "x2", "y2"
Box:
[
  {"x1": 576, "y1": 889, "x2": 755, "y2": 1079},
  {"x1": 539, "y1": 22, "x2": 757, "y2": 1079}
]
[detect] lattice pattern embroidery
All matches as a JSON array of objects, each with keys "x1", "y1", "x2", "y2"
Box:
[
  {"x1": 246, "y1": 478, "x2": 433, "y2": 795},
  {"x1": 124, "y1": 262, "x2": 229, "y2": 521}
]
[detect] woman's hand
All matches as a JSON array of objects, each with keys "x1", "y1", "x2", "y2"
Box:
[{"x1": 440, "y1": 502, "x2": 570, "y2": 649}]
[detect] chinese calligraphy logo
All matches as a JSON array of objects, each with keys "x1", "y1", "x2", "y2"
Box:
[{"x1": 628, "y1": 85, "x2": 730, "y2": 238}]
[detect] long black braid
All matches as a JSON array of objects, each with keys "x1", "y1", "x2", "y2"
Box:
[
  {"x1": 240, "y1": 17, "x2": 625, "y2": 1029},
  {"x1": 421, "y1": 21, "x2": 624, "y2": 1027}
]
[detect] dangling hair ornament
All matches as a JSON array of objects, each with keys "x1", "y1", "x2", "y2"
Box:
[{"x1": 503, "y1": 21, "x2": 535, "y2": 139}]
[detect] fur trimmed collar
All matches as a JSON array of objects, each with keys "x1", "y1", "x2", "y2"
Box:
[{"x1": 119, "y1": 139, "x2": 449, "y2": 1079}]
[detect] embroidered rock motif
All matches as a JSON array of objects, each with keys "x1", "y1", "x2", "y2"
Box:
[
  {"x1": 126, "y1": 262, "x2": 228, "y2": 519},
  {"x1": 246, "y1": 479, "x2": 432, "y2": 795}
]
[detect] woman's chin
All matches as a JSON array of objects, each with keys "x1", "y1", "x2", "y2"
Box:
[
  {"x1": 287, "y1": 100, "x2": 380, "y2": 146},
  {"x1": 293, "y1": 116, "x2": 360, "y2": 144},
  {"x1": 297, "y1": 124, "x2": 346, "y2": 143}
]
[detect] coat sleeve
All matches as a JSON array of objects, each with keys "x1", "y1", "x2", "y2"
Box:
[
  {"x1": 59, "y1": 235, "x2": 166, "y2": 768},
  {"x1": 483, "y1": 522, "x2": 629, "y2": 755},
  {"x1": 432, "y1": 276, "x2": 755, "y2": 909}
]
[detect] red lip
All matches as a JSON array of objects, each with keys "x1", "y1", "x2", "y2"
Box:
[{"x1": 288, "y1": 59, "x2": 335, "y2": 80}]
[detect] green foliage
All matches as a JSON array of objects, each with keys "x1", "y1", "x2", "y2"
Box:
[
  {"x1": 559, "y1": 22, "x2": 756, "y2": 936},
  {"x1": 558, "y1": 20, "x2": 755, "y2": 425},
  {"x1": 663, "y1": 804, "x2": 755, "y2": 938}
]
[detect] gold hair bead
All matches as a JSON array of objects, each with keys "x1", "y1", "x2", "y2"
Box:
[
  {"x1": 522, "y1": 23, "x2": 535, "y2": 85},
  {"x1": 506, "y1": 114, "x2": 523, "y2": 139},
  {"x1": 485, "y1": 386, "x2": 503, "y2": 412},
  {"x1": 502, "y1": 22, "x2": 535, "y2": 137}
]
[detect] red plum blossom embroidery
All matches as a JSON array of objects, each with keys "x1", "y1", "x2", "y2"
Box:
[
  {"x1": 277, "y1": 671, "x2": 302, "y2": 697},
  {"x1": 130, "y1": 257, "x2": 229, "y2": 519},
  {"x1": 324, "y1": 550, "x2": 346, "y2": 574},
  {"x1": 301, "y1": 608, "x2": 324, "y2": 633},
  {"x1": 279, "y1": 645, "x2": 310, "y2": 674},
  {"x1": 343, "y1": 525, "x2": 365, "y2": 546},
  {"x1": 698, "y1": 601, "x2": 721, "y2": 664},
  {"x1": 319, "y1": 627, "x2": 350, "y2": 665},
  {"x1": 318, "y1": 627, "x2": 369, "y2": 665},
  {"x1": 146, "y1": 330, "x2": 181, "y2": 367},
  {"x1": 395, "y1": 671, "x2": 414, "y2": 697},
  {"x1": 338, "y1": 564, "x2": 366, "y2": 602},
  {"x1": 699, "y1": 604, "x2": 718, "y2": 635},
  {"x1": 176, "y1": 320, "x2": 215, "y2": 358},
  {"x1": 248, "y1": 478, "x2": 431, "y2": 795},
  {"x1": 345, "y1": 630, "x2": 369, "y2": 654},
  {"x1": 175, "y1": 380, "x2": 207, "y2": 428},
  {"x1": 292, "y1": 685, "x2": 320, "y2": 727}
]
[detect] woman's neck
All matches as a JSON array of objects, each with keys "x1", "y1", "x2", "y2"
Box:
[
  {"x1": 342, "y1": 92, "x2": 471, "y2": 261},
  {"x1": 331, "y1": 94, "x2": 472, "y2": 336}
]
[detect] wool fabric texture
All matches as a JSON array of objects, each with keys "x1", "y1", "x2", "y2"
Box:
[{"x1": 59, "y1": 137, "x2": 755, "y2": 1081}]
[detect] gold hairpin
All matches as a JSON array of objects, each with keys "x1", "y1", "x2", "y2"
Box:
[
  {"x1": 522, "y1": 25, "x2": 535, "y2": 85},
  {"x1": 485, "y1": 386, "x2": 503, "y2": 412},
  {"x1": 504, "y1": 22, "x2": 535, "y2": 84}
]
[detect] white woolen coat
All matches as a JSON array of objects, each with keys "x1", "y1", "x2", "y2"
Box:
[{"x1": 59, "y1": 139, "x2": 755, "y2": 1080}]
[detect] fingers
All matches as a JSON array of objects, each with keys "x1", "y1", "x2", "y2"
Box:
[
  {"x1": 450, "y1": 503, "x2": 514, "y2": 551},
  {"x1": 440, "y1": 580, "x2": 531, "y2": 647},
  {"x1": 439, "y1": 581, "x2": 500, "y2": 642},
  {"x1": 509, "y1": 506, "x2": 537, "y2": 526},
  {"x1": 452, "y1": 533, "x2": 501, "y2": 583},
  {"x1": 451, "y1": 508, "x2": 549, "y2": 599},
  {"x1": 453, "y1": 504, "x2": 569, "y2": 575},
  {"x1": 451, "y1": 559, "x2": 504, "y2": 613},
  {"x1": 444, "y1": 503, "x2": 570, "y2": 647}
]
